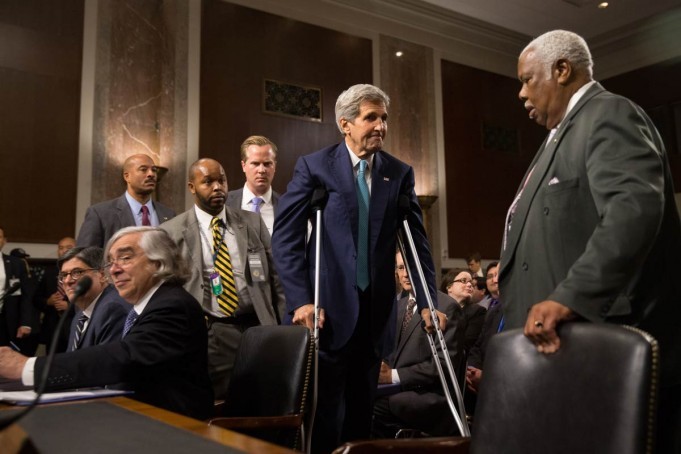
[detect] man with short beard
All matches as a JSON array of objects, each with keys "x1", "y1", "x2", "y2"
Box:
[{"x1": 161, "y1": 158, "x2": 284, "y2": 399}]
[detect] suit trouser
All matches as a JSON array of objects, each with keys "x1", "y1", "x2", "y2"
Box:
[
  {"x1": 206, "y1": 314, "x2": 258, "y2": 400},
  {"x1": 312, "y1": 289, "x2": 381, "y2": 454}
]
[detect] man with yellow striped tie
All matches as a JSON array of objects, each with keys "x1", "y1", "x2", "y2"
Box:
[{"x1": 161, "y1": 158, "x2": 285, "y2": 398}]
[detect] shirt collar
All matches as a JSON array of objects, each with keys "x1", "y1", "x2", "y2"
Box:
[
  {"x1": 124, "y1": 191, "x2": 152, "y2": 213},
  {"x1": 345, "y1": 142, "x2": 375, "y2": 171},
  {"x1": 194, "y1": 205, "x2": 226, "y2": 226},
  {"x1": 132, "y1": 280, "x2": 164, "y2": 315},
  {"x1": 242, "y1": 184, "x2": 272, "y2": 204},
  {"x1": 556, "y1": 80, "x2": 597, "y2": 130}
]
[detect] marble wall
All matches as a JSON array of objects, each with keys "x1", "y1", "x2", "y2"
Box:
[{"x1": 91, "y1": 0, "x2": 187, "y2": 211}]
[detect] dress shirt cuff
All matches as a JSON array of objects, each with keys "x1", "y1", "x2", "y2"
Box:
[
  {"x1": 22, "y1": 357, "x2": 37, "y2": 387},
  {"x1": 391, "y1": 369, "x2": 401, "y2": 384}
]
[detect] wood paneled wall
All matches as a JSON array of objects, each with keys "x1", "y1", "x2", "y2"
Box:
[
  {"x1": 603, "y1": 56, "x2": 681, "y2": 189},
  {"x1": 199, "y1": 0, "x2": 373, "y2": 194},
  {"x1": 0, "y1": 0, "x2": 83, "y2": 242},
  {"x1": 441, "y1": 59, "x2": 545, "y2": 259}
]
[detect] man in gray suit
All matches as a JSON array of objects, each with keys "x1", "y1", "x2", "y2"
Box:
[
  {"x1": 372, "y1": 250, "x2": 464, "y2": 438},
  {"x1": 77, "y1": 154, "x2": 176, "y2": 248},
  {"x1": 226, "y1": 135, "x2": 280, "y2": 235},
  {"x1": 57, "y1": 247, "x2": 128, "y2": 351},
  {"x1": 499, "y1": 30, "x2": 681, "y2": 452},
  {"x1": 161, "y1": 158, "x2": 285, "y2": 398}
]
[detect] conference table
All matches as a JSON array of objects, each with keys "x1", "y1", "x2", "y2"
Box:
[{"x1": 0, "y1": 396, "x2": 297, "y2": 453}]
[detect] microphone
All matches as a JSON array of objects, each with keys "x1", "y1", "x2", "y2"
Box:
[
  {"x1": 0, "y1": 276, "x2": 93, "y2": 431},
  {"x1": 1, "y1": 282, "x2": 21, "y2": 302},
  {"x1": 71, "y1": 276, "x2": 93, "y2": 301},
  {"x1": 311, "y1": 187, "x2": 328, "y2": 212}
]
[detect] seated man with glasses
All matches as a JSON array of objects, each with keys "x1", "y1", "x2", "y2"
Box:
[
  {"x1": 57, "y1": 246, "x2": 128, "y2": 352},
  {"x1": 0, "y1": 227, "x2": 213, "y2": 420}
]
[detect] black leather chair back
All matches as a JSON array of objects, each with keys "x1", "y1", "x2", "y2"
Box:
[
  {"x1": 471, "y1": 324, "x2": 658, "y2": 454},
  {"x1": 220, "y1": 325, "x2": 313, "y2": 449}
]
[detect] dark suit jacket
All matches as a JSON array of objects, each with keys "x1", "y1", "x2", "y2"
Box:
[
  {"x1": 467, "y1": 301, "x2": 503, "y2": 369},
  {"x1": 226, "y1": 187, "x2": 280, "y2": 213},
  {"x1": 1, "y1": 254, "x2": 37, "y2": 342},
  {"x1": 76, "y1": 194, "x2": 176, "y2": 248},
  {"x1": 382, "y1": 291, "x2": 464, "y2": 436},
  {"x1": 272, "y1": 143, "x2": 437, "y2": 352},
  {"x1": 67, "y1": 285, "x2": 128, "y2": 351},
  {"x1": 35, "y1": 283, "x2": 214, "y2": 420},
  {"x1": 160, "y1": 206, "x2": 285, "y2": 324},
  {"x1": 461, "y1": 303, "x2": 486, "y2": 353},
  {"x1": 499, "y1": 82, "x2": 681, "y2": 385}
]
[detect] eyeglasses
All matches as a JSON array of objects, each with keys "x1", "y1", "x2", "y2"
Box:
[
  {"x1": 452, "y1": 278, "x2": 474, "y2": 286},
  {"x1": 105, "y1": 253, "x2": 138, "y2": 269},
  {"x1": 58, "y1": 268, "x2": 97, "y2": 283}
]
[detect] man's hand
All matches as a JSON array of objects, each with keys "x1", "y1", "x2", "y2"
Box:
[
  {"x1": 47, "y1": 292, "x2": 68, "y2": 311},
  {"x1": 524, "y1": 300, "x2": 576, "y2": 354},
  {"x1": 292, "y1": 304, "x2": 325, "y2": 331},
  {"x1": 53, "y1": 300, "x2": 69, "y2": 312},
  {"x1": 420, "y1": 308, "x2": 447, "y2": 333},
  {"x1": 0, "y1": 347, "x2": 28, "y2": 380},
  {"x1": 378, "y1": 361, "x2": 392, "y2": 384},
  {"x1": 465, "y1": 366, "x2": 483, "y2": 393},
  {"x1": 16, "y1": 326, "x2": 31, "y2": 338}
]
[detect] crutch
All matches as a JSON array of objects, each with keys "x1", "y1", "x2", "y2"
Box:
[
  {"x1": 305, "y1": 187, "x2": 328, "y2": 453},
  {"x1": 397, "y1": 194, "x2": 470, "y2": 437}
]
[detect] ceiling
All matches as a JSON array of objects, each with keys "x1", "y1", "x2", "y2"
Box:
[{"x1": 421, "y1": 0, "x2": 681, "y2": 39}]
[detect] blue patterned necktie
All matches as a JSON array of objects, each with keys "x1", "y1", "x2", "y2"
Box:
[
  {"x1": 356, "y1": 159, "x2": 370, "y2": 290},
  {"x1": 72, "y1": 313, "x2": 89, "y2": 351},
  {"x1": 122, "y1": 309, "x2": 139, "y2": 338}
]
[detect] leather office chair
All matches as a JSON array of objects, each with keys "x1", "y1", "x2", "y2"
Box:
[
  {"x1": 335, "y1": 323, "x2": 658, "y2": 454},
  {"x1": 208, "y1": 325, "x2": 314, "y2": 451}
]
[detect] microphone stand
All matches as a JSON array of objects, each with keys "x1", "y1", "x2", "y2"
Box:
[
  {"x1": 306, "y1": 187, "x2": 327, "y2": 454},
  {"x1": 0, "y1": 276, "x2": 93, "y2": 431},
  {"x1": 397, "y1": 195, "x2": 470, "y2": 437}
]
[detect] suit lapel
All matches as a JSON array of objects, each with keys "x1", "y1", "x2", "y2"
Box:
[
  {"x1": 183, "y1": 210, "x2": 203, "y2": 277},
  {"x1": 116, "y1": 195, "x2": 136, "y2": 228},
  {"x1": 330, "y1": 143, "x2": 359, "y2": 245},
  {"x1": 369, "y1": 152, "x2": 392, "y2": 256},
  {"x1": 501, "y1": 83, "x2": 605, "y2": 266},
  {"x1": 226, "y1": 207, "x2": 249, "y2": 263}
]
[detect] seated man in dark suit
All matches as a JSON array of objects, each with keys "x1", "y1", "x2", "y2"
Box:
[
  {"x1": 0, "y1": 227, "x2": 213, "y2": 420},
  {"x1": 372, "y1": 251, "x2": 465, "y2": 438},
  {"x1": 56, "y1": 246, "x2": 128, "y2": 351}
]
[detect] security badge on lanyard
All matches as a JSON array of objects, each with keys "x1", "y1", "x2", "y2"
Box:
[{"x1": 210, "y1": 271, "x2": 223, "y2": 296}]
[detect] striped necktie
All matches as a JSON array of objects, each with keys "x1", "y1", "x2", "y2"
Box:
[
  {"x1": 72, "y1": 313, "x2": 89, "y2": 351},
  {"x1": 211, "y1": 216, "x2": 239, "y2": 316},
  {"x1": 356, "y1": 160, "x2": 370, "y2": 290},
  {"x1": 122, "y1": 309, "x2": 138, "y2": 338}
]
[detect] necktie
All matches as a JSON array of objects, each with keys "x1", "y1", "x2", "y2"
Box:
[
  {"x1": 356, "y1": 160, "x2": 370, "y2": 290},
  {"x1": 141, "y1": 205, "x2": 151, "y2": 226},
  {"x1": 400, "y1": 298, "x2": 417, "y2": 337},
  {"x1": 211, "y1": 217, "x2": 239, "y2": 316},
  {"x1": 122, "y1": 309, "x2": 138, "y2": 338},
  {"x1": 72, "y1": 313, "x2": 89, "y2": 350},
  {"x1": 251, "y1": 197, "x2": 263, "y2": 214}
]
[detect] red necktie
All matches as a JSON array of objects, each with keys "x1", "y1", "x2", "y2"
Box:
[{"x1": 141, "y1": 205, "x2": 151, "y2": 226}]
